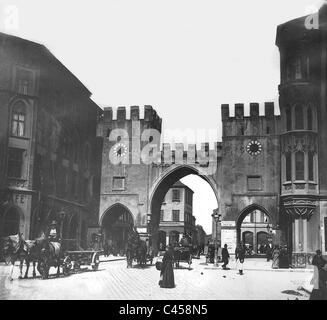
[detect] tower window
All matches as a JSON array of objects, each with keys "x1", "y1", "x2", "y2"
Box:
[
  {"x1": 11, "y1": 102, "x2": 26, "y2": 137},
  {"x1": 295, "y1": 151, "x2": 305, "y2": 180},
  {"x1": 308, "y1": 152, "x2": 314, "y2": 181},
  {"x1": 286, "y1": 108, "x2": 292, "y2": 131},
  {"x1": 295, "y1": 57, "x2": 302, "y2": 80},
  {"x1": 295, "y1": 105, "x2": 304, "y2": 130},
  {"x1": 286, "y1": 153, "x2": 292, "y2": 181},
  {"x1": 307, "y1": 107, "x2": 313, "y2": 130}
]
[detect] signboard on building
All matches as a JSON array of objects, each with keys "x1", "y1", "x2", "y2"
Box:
[
  {"x1": 221, "y1": 228, "x2": 237, "y2": 254},
  {"x1": 221, "y1": 221, "x2": 235, "y2": 227}
]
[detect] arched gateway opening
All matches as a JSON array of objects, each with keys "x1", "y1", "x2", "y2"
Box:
[
  {"x1": 236, "y1": 205, "x2": 271, "y2": 256},
  {"x1": 101, "y1": 204, "x2": 134, "y2": 254},
  {"x1": 149, "y1": 165, "x2": 219, "y2": 254}
]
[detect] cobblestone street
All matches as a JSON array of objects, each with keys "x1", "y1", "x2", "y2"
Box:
[{"x1": 0, "y1": 256, "x2": 312, "y2": 300}]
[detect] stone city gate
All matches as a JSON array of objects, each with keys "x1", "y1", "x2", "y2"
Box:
[{"x1": 96, "y1": 103, "x2": 281, "y2": 254}]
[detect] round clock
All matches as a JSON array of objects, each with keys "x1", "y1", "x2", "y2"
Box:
[
  {"x1": 246, "y1": 140, "x2": 262, "y2": 156},
  {"x1": 113, "y1": 143, "x2": 128, "y2": 158}
]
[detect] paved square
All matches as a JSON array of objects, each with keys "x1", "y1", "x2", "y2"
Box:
[{"x1": 0, "y1": 256, "x2": 312, "y2": 300}]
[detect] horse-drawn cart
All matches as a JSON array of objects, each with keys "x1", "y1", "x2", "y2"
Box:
[
  {"x1": 62, "y1": 250, "x2": 100, "y2": 275},
  {"x1": 173, "y1": 246, "x2": 192, "y2": 270},
  {"x1": 61, "y1": 239, "x2": 100, "y2": 275}
]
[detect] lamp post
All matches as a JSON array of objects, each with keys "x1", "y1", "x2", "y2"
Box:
[
  {"x1": 212, "y1": 210, "x2": 222, "y2": 267},
  {"x1": 147, "y1": 214, "x2": 152, "y2": 251}
]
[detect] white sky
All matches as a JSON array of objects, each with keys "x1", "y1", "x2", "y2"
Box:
[{"x1": 1, "y1": 0, "x2": 323, "y2": 233}]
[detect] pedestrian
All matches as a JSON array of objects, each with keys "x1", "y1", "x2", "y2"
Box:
[
  {"x1": 103, "y1": 241, "x2": 109, "y2": 257},
  {"x1": 271, "y1": 245, "x2": 280, "y2": 269},
  {"x1": 235, "y1": 242, "x2": 246, "y2": 275},
  {"x1": 311, "y1": 250, "x2": 327, "y2": 300},
  {"x1": 266, "y1": 242, "x2": 272, "y2": 261},
  {"x1": 222, "y1": 244, "x2": 230, "y2": 269},
  {"x1": 159, "y1": 245, "x2": 175, "y2": 288}
]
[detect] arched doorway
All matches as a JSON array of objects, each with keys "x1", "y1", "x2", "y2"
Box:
[
  {"x1": 1, "y1": 207, "x2": 21, "y2": 236},
  {"x1": 236, "y1": 205, "x2": 271, "y2": 256},
  {"x1": 101, "y1": 204, "x2": 134, "y2": 254},
  {"x1": 149, "y1": 165, "x2": 219, "y2": 254}
]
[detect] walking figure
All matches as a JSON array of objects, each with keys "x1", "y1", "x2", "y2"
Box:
[
  {"x1": 235, "y1": 242, "x2": 246, "y2": 275},
  {"x1": 222, "y1": 244, "x2": 230, "y2": 269},
  {"x1": 159, "y1": 246, "x2": 175, "y2": 288}
]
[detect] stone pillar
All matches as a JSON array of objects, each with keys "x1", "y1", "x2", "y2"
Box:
[
  {"x1": 294, "y1": 219, "x2": 299, "y2": 252},
  {"x1": 303, "y1": 218, "x2": 308, "y2": 253},
  {"x1": 166, "y1": 234, "x2": 169, "y2": 246}
]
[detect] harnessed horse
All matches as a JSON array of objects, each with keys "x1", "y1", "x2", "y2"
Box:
[
  {"x1": 1, "y1": 234, "x2": 28, "y2": 281},
  {"x1": 38, "y1": 240, "x2": 62, "y2": 279}
]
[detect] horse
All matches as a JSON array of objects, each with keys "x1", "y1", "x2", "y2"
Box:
[
  {"x1": 1, "y1": 234, "x2": 28, "y2": 281},
  {"x1": 38, "y1": 240, "x2": 62, "y2": 279}
]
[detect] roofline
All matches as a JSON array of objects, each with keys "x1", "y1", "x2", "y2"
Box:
[{"x1": 0, "y1": 32, "x2": 92, "y2": 96}]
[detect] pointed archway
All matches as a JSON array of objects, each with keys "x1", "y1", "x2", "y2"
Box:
[{"x1": 101, "y1": 204, "x2": 134, "y2": 254}]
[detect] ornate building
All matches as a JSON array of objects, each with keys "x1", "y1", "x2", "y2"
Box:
[
  {"x1": 0, "y1": 32, "x2": 102, "y2": 249},
  {"x1": 276, "y1": 5, "x2": 327, "y2": 266}
]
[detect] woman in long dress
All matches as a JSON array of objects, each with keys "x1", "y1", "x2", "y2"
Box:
[
  {"x1": 159, "y1": 246, "x2": 175, "y2": 288},
  {"x1": 271, "y1": 245, "x2": 280, "y2": 269}
]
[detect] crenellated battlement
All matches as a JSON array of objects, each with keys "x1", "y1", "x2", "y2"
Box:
[
  {"x1": 221, "y1": 102, "x2": 280, "y2": 137},
  {"x1": 221, "y1": 102, "x2": 277, "y2": 120},
  {"x1": 97, "y1": 105, "x2": 162, "y2": 137},
  {"x1": 157, "y1": 141, "x2": 222, "y2": 167},
  {"x1": 101, "y1": 105, "x2": 161, "y2": 122}
]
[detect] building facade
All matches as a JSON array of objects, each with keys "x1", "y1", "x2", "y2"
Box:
[
  {"x1": 0, "y1": 33, "x2": 102, "y2": 249},
  {"x1": 96, "y1": 5, "x2": 327, "y2": 266},
  {"x1": 158, "y1": 180, "x2": 196, "y2": 249},
  {"x1": 275, "y1": 5, "x2": 327, "y2": 266}
]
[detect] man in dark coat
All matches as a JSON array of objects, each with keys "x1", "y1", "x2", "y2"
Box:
[
  {"x1": 265, "y1": 243, "x2": 273, "y2": 261},
  {"x1": 235, "y1": 242, "x2": 246, "y2": 275},
  {"x1": 222, "y1": 244, "x2": 230, "y2": 269}
]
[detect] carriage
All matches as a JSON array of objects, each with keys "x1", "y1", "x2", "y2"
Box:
[
  {"x1": 38, "y1": 238, "x2": 101, "y2": 279},
  {"x1": 60, "y1": 239, "x2": 101, "y2": 275},
  {"x1": 173, "y1": 246, "x2": 192, "y2": 270}
]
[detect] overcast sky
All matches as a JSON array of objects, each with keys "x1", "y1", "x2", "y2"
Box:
[{"x1": 1, "y1": 0, "x2": 323, "y2": 233}]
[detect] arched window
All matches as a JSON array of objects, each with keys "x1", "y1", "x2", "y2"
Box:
[
  {"x1": 285, "y1": 153, "x2": 292, "y2": 181},
  {"x1": 295, "y1": 105, "x2": 304, "y2": 129},
  {"x1": 11, "y1": 102, "x2": 26, "y2": 137},
  {"x1": 295, "y1": 151, "x2": 305, "y2": 180},
  {"x1": 308, "y1": 151, "x2": 314, "y2": 181},
  {"x1": 286, "y1": 108, "x2": 292, "y2": 131},
  {"x1": 307, "y1": 107, "x2": 313, "y2": 130}
]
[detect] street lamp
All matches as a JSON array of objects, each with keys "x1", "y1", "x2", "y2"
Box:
[
  {"x1": 147, "y1": 214, "x2": 152, "y2": 249},
  {"x1": 212, "y1": 210, "x2": 221, "y2": 267}
]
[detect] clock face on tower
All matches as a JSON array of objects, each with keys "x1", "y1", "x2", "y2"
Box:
[
  {"x1": 246, "y1": 140, "x2": 262, "y2": 156},
  {"x1": 113, "y1": 143, "x2": 128, "y2": 158}
]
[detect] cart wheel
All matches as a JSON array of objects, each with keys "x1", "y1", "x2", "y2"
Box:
[{"x1": 92, "y1": 253, "x2": 100, "y2": 271}]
